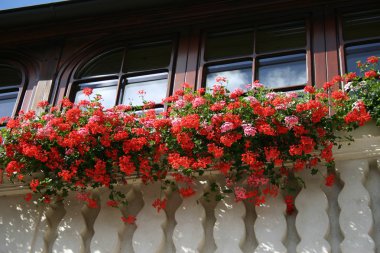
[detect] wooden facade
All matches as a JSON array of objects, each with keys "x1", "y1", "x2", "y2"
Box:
[
  {"x1": 1, "y1": 0, "x2": 379, "y2": 117},
  {"x1": 1, "y1": 1, "x2": 380, "y2": 252}
]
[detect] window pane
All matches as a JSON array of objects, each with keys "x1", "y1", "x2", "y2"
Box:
[
  {"x1": 346, "y1": 43, "x2": 380, "y2": 74},
  {"x1": 343, "y1": 10, "x2": 380, "y2": 41},
  {"x1": 76, "y1": 49, "x2": 124, "y2": 78},
  {"x1": 134, "y1": 107, "x2": 164, "y2": 116},
  {"x1": 75, "y1": 80, "x2": 118, "y2": 109},
  {"x1": 124, "y1": 43, "x2": 172, "y2": 72},
  {"x1": 123, "y1": 73, "x2": 168, "y2": 106},
  {"x1": 0, "y1": 66, "x2": 22, "y2": 86},
  {"x1": 205, "y1": 31, "x2": 253, "y2": 60},
  {"x1": 206, "y1": 61, "x2": 252, "y2": 92},
  {"x1": 256, "y1": 21, "x2": 306, "y2": 53},
  {"x1": 0, "y1": 97, "x2": 16, "y2": 118},
  {"x1": 257, "y1": 54, "x2": 307, "y2": 89}
]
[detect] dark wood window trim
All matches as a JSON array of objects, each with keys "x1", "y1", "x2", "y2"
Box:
[
  {"x1": 61, "y1": 35, "x2": 179, "y2": 110},
  {"x1": 193, "y1": 16, "x2": 313, "y2": 92},
  {"x1": 0, "y1": 60, "x2": 28, "y2": 122},
  {"x1": 337, "y1": 7, "x2": 380, "y2": 75},
  {"x1": 53, "y1": 4, "x2": 380, "y2": 103}
]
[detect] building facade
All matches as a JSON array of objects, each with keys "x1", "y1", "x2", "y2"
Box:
[{"x1": 1, "y1": 0, "x2": 380, "y2": 252}]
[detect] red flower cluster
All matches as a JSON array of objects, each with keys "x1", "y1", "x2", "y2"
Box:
[{"x1": 0, "y1": 68, "x2": 372, "y2": 222}]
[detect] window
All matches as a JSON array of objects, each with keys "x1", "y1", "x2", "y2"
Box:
[
  {"x1": 201, "y1": 20, "x2": 309, "y2": 92},
  {"x1": 341, "y1": 10, "x2": 380, "y2": 74},
  {"x1": 0, "y1": 65, "x2": 23, "y2": 119},
  {"x1": 71, "y1": 41, "x2": 174, "y2": 111}
]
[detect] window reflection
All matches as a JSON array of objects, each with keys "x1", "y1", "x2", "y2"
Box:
[
  {"x1": 76, "y1": 49, "x2": 124, "y2": 78},
  {"x1": 206, "y1": 61, "x2": 252, "y2": 91},
  {"x1": 256, "y1": 21, "x2": 306, "y2": 53},
  {"x1": 205, "y1": 31, "x2": 253, "y2": 60},
  {"x1": 0, "y1": 65, "x2": 22, "y2": 118},
  {"x1": 346, "y1": 43, "x2": 380, "y2": 74},
  {"x1": 0, "y1": 95, "x2": 17, "y2": 118},
  {"x1": 123, "y1": 73, "x2": 168, "y2": 106},
  {"x1": 124, "y1": 43, "x2": 172, "y2": 72},
  {"x1": 74, "y1": 80, "x2": 118, "y2": 109},
  {"x1": 257, "y1": 54, "x2": 306, "y2": 89},
  {"x1": 343, "y1": 10, "x2": 380, "y2": 41}
]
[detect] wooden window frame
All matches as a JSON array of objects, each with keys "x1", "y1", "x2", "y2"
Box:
[
  {"x1": 337, "y1": 8, "x2": 380, "y2": 75},
  {"x1": 195, "y1": 17, "x2": 313, "y2": 92},
  {"x1": 0, "y1": 61, "x2": 28, "y2": 122},
  {"x1": 64, "y1": 36, "x2": 178, "y2": 110}
]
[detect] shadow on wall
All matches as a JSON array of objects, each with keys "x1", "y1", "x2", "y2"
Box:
[{"x1": 0, "y1": 195, "x2": 45, "y2": 253}]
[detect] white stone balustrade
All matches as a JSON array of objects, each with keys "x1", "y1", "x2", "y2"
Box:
[{"x1": 1, "y1": 125, "x2": 380, "y2": 253}]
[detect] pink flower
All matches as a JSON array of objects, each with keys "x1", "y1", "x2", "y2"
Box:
[
  {"x1": 242, "y1": 124, "x2": 257, "y2": 136},
  {"x1": 244, "y1": 96, "x2": 259, "y2": 104},
  {"x1": 286, "y1": 92, "x2": 298, "y2": 98},
  {"x1": 192, "y1": 97, "x2": 206, "y2": 108},
  {"x1": 247, "y1": 81, "x2": 264, "y2": 89},
  {"x1": 174, "y1": 99, "x2": 185, "y2": 108},
  {"x1": 221, "y1": 122, "x2": 234, "y2": 133},
  {"x1": 265, "y1": 92, "x2": 276, "y2": 100},
  {"x1": 215, "y1": 76, "x2": 227, "y2": 83},
  {"x1": 284, "y1": 116, "x2": 299, "y2": 129}
]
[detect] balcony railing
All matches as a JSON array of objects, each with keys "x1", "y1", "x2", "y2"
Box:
[{"x1": 0, "y1": 122, "x2": 379, "y2": 253}]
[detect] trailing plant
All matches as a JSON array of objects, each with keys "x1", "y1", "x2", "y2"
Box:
[
  {"x1": 0, "y1": 65, "x2": 374, "y2": 222},
  {"x1": 343, "y1": 56, "x2": 380, "y2": 125}
]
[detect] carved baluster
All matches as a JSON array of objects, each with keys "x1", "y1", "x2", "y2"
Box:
[
  {"x1": 52, "y1": 192, "x2": 86, "y2": 253},
  {"x1": 295, "y1": 168, "x2": 330, "y2": 253},
  {"x1": 213, "y1": 179, "x2": 246, "y2": 253},
  {"x1": 44, "y1": 200, "x2": 66, "y2": 253},
  {"x1": 132, "y1": 182, "x2": 167, "y2": 253},
  {"x1": 254, "y1": 194, "x2": 286, "y2": 253},
  {"x1": 91, "y1": 187, "x2": 131, "y2": 253},
  {"x1": 337, "y1": 159, "x2": 375, "y2": 253},
  {"x1": 80, "y1": 191, "x2": 101, "y2": 253},
  {"x1": 173, "y1": 181, "x2": 206, "y2": 253}
]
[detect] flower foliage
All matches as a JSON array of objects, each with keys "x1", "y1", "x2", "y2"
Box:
[
  {"x1": 0, "y1": 66, "x2": 374, "y2": 220},
  {"x1": 344, "y1": 56, "x2": 380, "y2": 125}
]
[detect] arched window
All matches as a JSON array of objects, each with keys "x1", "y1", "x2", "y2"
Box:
[
  {"x1": 0, "y1": 64, "x2": 23, "y2": 118},
  {"x1": 71, "y1": 40, "x2": 174, "y2": 111}
]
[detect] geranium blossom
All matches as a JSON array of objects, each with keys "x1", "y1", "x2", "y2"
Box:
[{"x1": 0, "y1": 66, "x2": 374, "y2": 223}]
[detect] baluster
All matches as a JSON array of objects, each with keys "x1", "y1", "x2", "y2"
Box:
[
  {"x1": 91, "y1": 187, "x2": 131, "y2": 253},
  {"x1": 295, "y1": 167, "x2": 330, "y2": 253},
  {"x1": 254, "y1": 194, "x2": 286, "y2": 253},
  {"x1": 173, "y1": 181, "x2": 206, "y2": 253},
  {"x1": 80, "y1": 191, "x2": 101, "y2": 253},
  {"x1": 213, "y1": 179, "x2": 246, "y2": 253},
  {"x1": 337, "y1": 159, "x2": 375, "y2": 253},
  {"x1": 52, "y1": 192, "x2": 86, "y2": 253},
  {"x1": 132, "y1": 182, "x2": 167, "y2": 253},
  {"x1": 44, "y1": 200, "x2": 66, "y2": 253}
]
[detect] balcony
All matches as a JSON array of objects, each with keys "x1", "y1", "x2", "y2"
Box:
[{"x1": 0, "y1": 122, "x2": 379, "y2": 253}]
